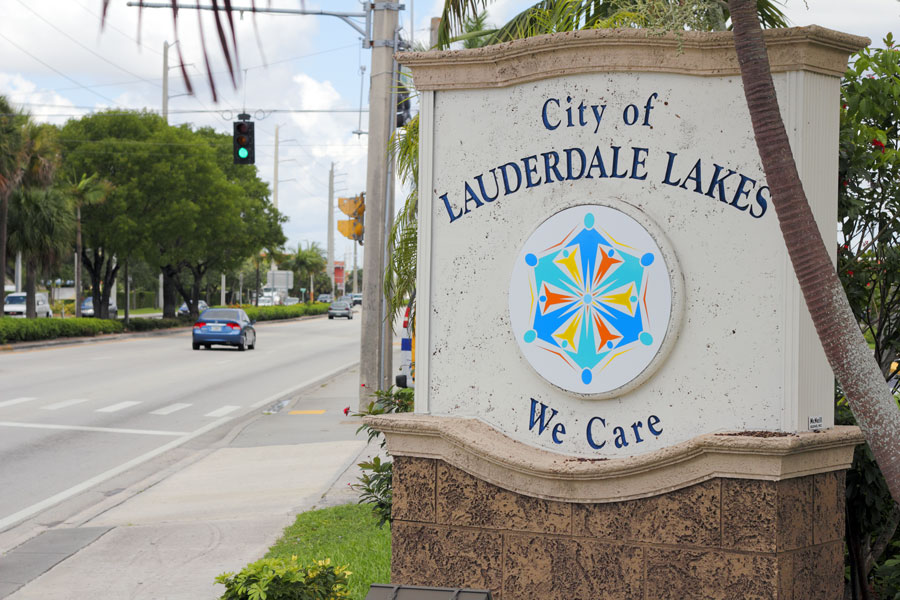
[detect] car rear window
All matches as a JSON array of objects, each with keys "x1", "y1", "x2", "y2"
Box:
[{"x1": 201, "y1": 309, "x2": 239, "y2": 321}]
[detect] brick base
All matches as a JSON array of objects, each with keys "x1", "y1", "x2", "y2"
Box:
[{"x1": 390, "y1": 457, "x2": 846, "y2": 599}]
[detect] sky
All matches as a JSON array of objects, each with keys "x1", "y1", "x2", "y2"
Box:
[{"x1": 1, "y1": 0, "x2": 898, "y2": 268}]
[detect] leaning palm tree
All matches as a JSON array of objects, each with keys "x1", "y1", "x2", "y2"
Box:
[
  {"x1": 64, "y1": 173, "x2": 113, "y2": 317},
  {"x1": 725, "y1": 0, "x2": 900, "y2": 504},
  {"x1": 7, "y1": 188, "x2": 75, "y2": 317}
]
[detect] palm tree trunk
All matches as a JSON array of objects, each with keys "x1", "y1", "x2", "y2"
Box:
[
  {"x1": 75, "y1": 206, "x2": 82, "y2": 318},
  {"x1": 727, "y1": 0, "x2": 900, "y2": 503}
]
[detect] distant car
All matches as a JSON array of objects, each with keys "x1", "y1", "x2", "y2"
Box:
[
  {"x1": 257, "y1": 296, "x2": 274, "y2": 306},
  {"x1": 192, "y1": 308, "x2": 256, "y2": 351},
  {"x1": 316, "y1": 294, "x2": 333, "y2": 303},
  {"x1": 178, "y1": 300, "x2": 209, "y2": 316},
  {"x1": 284, "y1": 297, "x2": 300, "y2": 306},
  {"x1": 327, "y1": 300, "x2": 353, "y2": 320},
  {"x1": 3, "y1": 292, "x2": 53, "y2": 318},
  {"x1": 80, "y1": 296, "x2": 117, "y2": 319},
  {"x1": 350, "y1": 293, "x2": 362, "y2": 306}
]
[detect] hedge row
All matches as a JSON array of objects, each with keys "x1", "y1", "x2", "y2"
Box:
[
  {"x1": 0, "y1": 303, "x2": 331, "y2": 344},
  {"x1": 240, "y1": 303, "x2": 330, "y2": 322},
  {"x1": 0, "y1": 317, "x2": 124, "y2": 344}
]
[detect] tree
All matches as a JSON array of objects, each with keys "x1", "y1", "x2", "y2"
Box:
[
  {"x1": 288, "y1": 242, "x2": 327, "y2": 302},
  {"x1": 7, "y1": 188, "x2": 74, "y2": 317},
  {"x1": 5, "y1": 119, "x2": 63, "y2": 317},
  {"x1": 60, "y1": 110, "x2": 167, "y2": 319},
  {"x1": 0, "y1": 97, "x2": 28, "y2": 307},
  {"x1": 133, "y1": 125, "x2": 285, "y2": 320},
  {"x1": 62, "y1": 173, "x2": 113, "y2": 317}
]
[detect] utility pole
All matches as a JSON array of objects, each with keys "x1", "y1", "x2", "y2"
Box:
[
  {"x1": 273, "y1": 124, "x2": 280, "y2": 210},
  {"x1": 159, "y1": 40, "x2": 170, "y2": 312},
  {"x1": 360, "y1": 2, "x2": 400, "y2": 407},
  {"x1": 327, "y1": 162, "x2": 335, "y2": 295}
]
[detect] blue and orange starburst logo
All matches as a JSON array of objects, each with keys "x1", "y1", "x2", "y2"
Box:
[{"x1": 509, "y1": 205, "x2": 673, "y2": 395}]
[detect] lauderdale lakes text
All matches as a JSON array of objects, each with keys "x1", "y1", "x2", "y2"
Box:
[{"x1": 439, "y1": 93, "x2": 769, "y2": 223}]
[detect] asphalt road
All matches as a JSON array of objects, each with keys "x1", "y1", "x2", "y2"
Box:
[{"x1": 0, "y1": 312, "x2": 361, "y2": 535}]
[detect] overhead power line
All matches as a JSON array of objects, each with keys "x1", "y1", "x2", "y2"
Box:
[
  {"x1": 0, "y1": 31, "x2": 122, "y2": 106},
  {"x1": 16, "y1": 0, "x2": 161, "y2": 89}
]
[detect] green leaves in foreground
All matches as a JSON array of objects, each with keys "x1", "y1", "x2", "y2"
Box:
[{"x1": 216, "y1": 556, "x2": 350, "y2": 600}]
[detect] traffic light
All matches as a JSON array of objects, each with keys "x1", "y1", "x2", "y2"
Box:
[
  {"x1": 337, "y1": 192, "x2": 365, "y2": 244},
  {"x1": 396, "y1": 83, "x2": 412, "y2": 128},
  {"x1": 233, "y1": 120, "x2": 255, "y2": 165}
]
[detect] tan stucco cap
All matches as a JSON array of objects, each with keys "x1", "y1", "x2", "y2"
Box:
[
  {"x1": 398, "y1": 25, "x2": 870, "y2": 90},
  {"x1": 366, "y1": 413, "x2": 864, "y2": 503}
]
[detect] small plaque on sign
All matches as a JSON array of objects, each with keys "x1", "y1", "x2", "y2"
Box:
[{"x1": 809, "y1": 416, "x2": 824, "y2": 431}]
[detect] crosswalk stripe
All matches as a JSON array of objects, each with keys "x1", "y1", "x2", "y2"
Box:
[
  {"x1": 204, "y1": 405, "x2": 240, "y2": 418},
  {"x1": 42, "y1": 399, "x2": 90, "y2": 410},
  {"x1": 150, "y1": 403, "x2": 192, "y2": 416},
  {"x1": 0, "y1": 397, "x2": 36, "y2": 408},
  {"x1": 96, "y1": 401, "x2": 142, "y2": 413}
]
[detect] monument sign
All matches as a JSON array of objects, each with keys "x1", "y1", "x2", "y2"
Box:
[{"x1": 369, "y1": 27, "x2": 868, "y2": 598}]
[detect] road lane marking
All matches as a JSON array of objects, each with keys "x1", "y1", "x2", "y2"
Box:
[
  {"x1": 205, "y1": 405, "x2": 240, "y2": 418},
  {"x1": 0, "y1": 397, "x2": 36, "y2": 408},
  {"x1": 150, "y1": 403, "x2": 192, "y2": 416},
  {"x1": 0, "y1": 359, "x2": 358, "y2": 533},
  {"x1": 96, "y1": 401, "x2": 142, "y2": 413},
  {"x1": 289, "y1": 410, "x2": 326, "y2": 415},
  {"x1": 42, "y1": 399, "x2": 90, "y2": 410},
  {"x1": 0, "y1": 421, "x2": 187, "y2": 436}
]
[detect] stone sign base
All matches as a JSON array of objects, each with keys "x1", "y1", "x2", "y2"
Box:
[{"x1": 367, "y1": 414, "x2": 863, "y2": 599}]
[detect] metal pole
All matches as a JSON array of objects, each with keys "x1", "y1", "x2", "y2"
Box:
[
  {"x1": 273, "y1": 124, "x2": 279, "y2": 210},
  {"x1": 221, "y1": 273, "x2": 226, "y2": 306},
  {"x1": 360, "y1": 2, "x2": 399, "y2": 406},
  {"x1": 160, "y1": 40, "x2": 168, "y2": 313},
  {"x1": 15, "y1": 252, "x2": 22, "y2": 292},
  {"x1": 353, "y1": 241, "x2": 358, "y2": 294},
  {"x1": 327, "y1": 162, "x2": 335, "y2": 295}
]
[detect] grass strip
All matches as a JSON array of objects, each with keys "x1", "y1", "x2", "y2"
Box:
[{"x1": 264, "y1": 503, "x2": 390, "y2": 600}]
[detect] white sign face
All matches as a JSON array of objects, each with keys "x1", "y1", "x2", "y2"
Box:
[
  {"x1": 418, "y1": 68, "x2": 837, "y2": 457},
  {"x1": 509, "y1": 204, "x2": 678, "y2": 397}
]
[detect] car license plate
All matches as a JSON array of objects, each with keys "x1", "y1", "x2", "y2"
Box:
[{"x1": 208, "y1": 325, "x2": 222, "y2": 331}]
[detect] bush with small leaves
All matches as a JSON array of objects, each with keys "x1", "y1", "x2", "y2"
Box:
[{"x1": 215, "y1": 556, "x2": 350, "y2": 600}]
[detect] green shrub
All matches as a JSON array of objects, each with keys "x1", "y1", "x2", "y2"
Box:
[
  {"x1": 240, "y1": 303, "x2": 329, "y2": 322},
  {"x1": 0, "y1": 317, "x2": 124, "y2": 344},
  {"x1": 125, "y1": 317, "x2": 191, "y2": 332},
  {"x1": 215, "y1": 557, "x2": 350, "y2": 600}
]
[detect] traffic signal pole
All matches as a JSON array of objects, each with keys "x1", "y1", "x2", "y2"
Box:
[
  {"x1": 360, "y1": 2, "x2": 399, "y2": 408},
  {"x1": 328, "y1": 162, "x2": 335, "y2": 295}
]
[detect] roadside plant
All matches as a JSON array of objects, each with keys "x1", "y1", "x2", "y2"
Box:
[
  {"x1": 352, "y1": 386, "x2": 414, "y2": 526},
  {"x1": 836, "y1": 35, "x2": 900, "y2": 600},
  {"x1": 215, "y1": 556, "x2": 350, "y2": 600}
]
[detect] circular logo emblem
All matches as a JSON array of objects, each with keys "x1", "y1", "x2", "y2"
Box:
[{"x1": 509, "y1": 204, "x2": 679, "y2": 397}]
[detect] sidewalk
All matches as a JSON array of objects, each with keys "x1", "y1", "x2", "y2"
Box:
[{"x1": 0, "y1": 363, "x2": 386, "y2": 600}]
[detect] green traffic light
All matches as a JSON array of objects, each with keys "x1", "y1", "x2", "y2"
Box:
[{"x1": 238, "y1": 147, "x2": 249, "y2": 159}]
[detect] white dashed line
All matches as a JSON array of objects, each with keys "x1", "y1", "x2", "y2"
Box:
[
  {"x1": 0, "y1": 397, "x2": 36, "y2": 408},
  {"x1": 150, "y1": 403, "x2": 192, "y2": 416},
  {"x1": 0, "y1": 421, "x2": 187, "y2": 436},
  {"x1": 42, "y1": 398, "x2": 90, "y2": 410},
  {"x1": 96, "y1": 401, "x2": 142, "y2": 413},
  {"x1": 204, "y1": 405, "x2": 240, "y2": 418}
]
